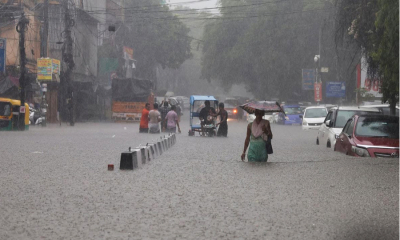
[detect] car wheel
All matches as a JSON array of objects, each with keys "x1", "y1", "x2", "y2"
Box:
[
  {"x1": 327, "y1": 141, "x2": 331, "y2": 148},
  {"x1": 316, "y1": 138, "x2": 319, "y2": 145}
]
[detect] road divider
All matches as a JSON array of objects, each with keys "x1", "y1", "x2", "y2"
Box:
[{"x1": 117, "y1": 133, "x2": 176, "y2": 171}]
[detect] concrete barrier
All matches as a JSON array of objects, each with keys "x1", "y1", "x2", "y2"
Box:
[
  {"x1": 120, "y1": 148, "x2": 138, "y2": 170},
  {"x1": 157, "y1": 142, "x2": 163, "y2": 155}
]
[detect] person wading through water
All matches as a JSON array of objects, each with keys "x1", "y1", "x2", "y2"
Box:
[{"x1": 241, "y1": 109, "x2": 273, "y2": 162}]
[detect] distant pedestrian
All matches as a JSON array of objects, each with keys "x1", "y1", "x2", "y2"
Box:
[
  {"x1": 139, "y1": 103, "x2": 150, "y2": 133},
  {"x1": 165, "y1": 105, "x2": 181, "y2": 133},
  {"x1": 215, "y1": 102, "x2": 228, "y2": 137},
  {"x1": 148, "y1": 103, "x2": 161, "y2": 134},
  {"x1": 241, "y1": 109, "x2": 273, "y2": 162},
  {"x1": 176, "y1": 103, "x2": 182, "y2": 122},
  {"x1": 159, "y1": 101, "x2": 171, "y2": 132}
]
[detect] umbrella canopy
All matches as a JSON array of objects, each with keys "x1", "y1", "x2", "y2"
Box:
[{"x1": 240, "y1": 101, "x2": 284, "y2": 114}]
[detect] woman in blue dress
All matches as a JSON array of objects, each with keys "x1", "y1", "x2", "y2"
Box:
[{"x1": 241, "y1": 109, "x2": 273, "y2": 162}]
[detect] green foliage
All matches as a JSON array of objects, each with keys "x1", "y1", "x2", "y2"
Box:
[
  {"x1": 336, "y1": 0, "x2": 399, "y2": 113},
  {"x1": 201, "y1": 0, "x2": 338, "y2": 100},
  {"x1": 101, "y1": 0, "x2": 192, "y2": 80}
]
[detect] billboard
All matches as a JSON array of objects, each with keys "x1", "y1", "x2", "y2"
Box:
[
  {"x1": 0, "y1": 38, "x2": 5, "y2": 73},
  {"x1": 326, "y1": 82, "x2": 346, "y2": 98},
  {"x1": 37, "y1": 58, "x2": 60, "y2": 81},
  {"x1": 52, "y1": 59, "x2": 60, "y2": 74},
  {"x1": 314, "y1": 82, "x2": 322, "y2": 102},
  {"x1": 37, "y1": 58, "x2": 53, "y2": 80},
  {"x1": 302, "y1": 69, "x2": 315, "y2": 90},
  {"x1": 357, "y1": 57, "x2": 383, "y2": 98}
]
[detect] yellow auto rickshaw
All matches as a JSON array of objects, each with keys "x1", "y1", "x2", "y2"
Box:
[{"x1": 0, "y1": 98, "x2": 29, "y2": 131}]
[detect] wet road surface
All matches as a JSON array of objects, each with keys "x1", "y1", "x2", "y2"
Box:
[{"x1": 0, "y1": 118, "x2": 398, "y2": 239}]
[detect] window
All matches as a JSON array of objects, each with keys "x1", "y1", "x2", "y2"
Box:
[
  {"x1": 355, "y1": 116, "x2": 399, "y2": 139},
  {"x1": 345, "y1": 119, "x2": 355, "y2": 136},
  {"x1": 324, "y1": 111, "x2": 332, "y2": 123},
  {"x1": 304, "y1": 108, "x2": 328, "y2": 118}
]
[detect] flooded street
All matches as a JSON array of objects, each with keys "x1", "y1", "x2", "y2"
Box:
[{"x1": 1, "y1": 118, "x2": 398, "y2": 239}]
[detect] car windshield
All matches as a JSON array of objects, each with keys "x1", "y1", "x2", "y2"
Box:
[
  {"x1": 224, "y1": 103, "x2": 235, "y2": 108},
  {"x1": 304, "y1": 108, "x2": 327, "y2": 118},
  {"x1": 355, "y1": 117, "x2": 399, "y2": 138},
  {"x1": 285, "y1": 107, "x2": 302, "y2": 115},
  {"x1": 335, "y1": 110, "x2": 379, "y2": 128},
  {"x1": 0, "y1": 102, "x2": 11, "y2": 116}
]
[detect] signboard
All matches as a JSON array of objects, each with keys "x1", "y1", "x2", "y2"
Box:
[
  {"x1": 326, "y1": 82, "x2": 346, "y2": 98},
  {"x1": 0, "y1": 38, "x2": 5, "y2": 73},
  {"x1": 302, "y1": 69, "x2": 315, "y2": 90},
  {"x1": 37, "y1": 58, "x2": 53, "y2": 80},
  {"x1": 52, "y1": 59, "x2": 60, "y2": 74},
  {"x1": 320, "y1": 67, "x2": 329, "y2": 73},
  {"x1": 37, "y1": 58, "x2": 61, "y2": 81},
  {"x1": 123, "y1": 46, "x2": 134, "y2": 60},
  {"x1": 20, "y1": 106, "x2": 26, "y2": 113},
  {"x1": 357, "y1": 57, "x2": 383, "y2": 98},
  {"x1": 314, "y1": 82, "x2": 322, "y2": 102}
]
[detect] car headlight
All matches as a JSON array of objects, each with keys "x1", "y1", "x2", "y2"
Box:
[
  {"x1": 351, "y1": 146, "x2": 370, "y2": 157},
  {"x1": 302, "y1": 120, "x2": 307, "y2": 126}
]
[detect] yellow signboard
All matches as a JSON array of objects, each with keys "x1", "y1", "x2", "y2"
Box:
[
  {"x1": 37, "y1": 58, "x2": 52, "y2": 80},
  {"x1": 52, "y1": 59, "x2": 60, "y2": 74},
  {"x1": 37, "y1": 58, "x2": 61, "y2": 81}
]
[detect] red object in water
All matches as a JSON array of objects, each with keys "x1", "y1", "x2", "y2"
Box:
[{"x1": 108, "y1": 164, "x2": 114, "y2": 171}]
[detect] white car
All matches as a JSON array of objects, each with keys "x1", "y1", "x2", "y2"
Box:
[
  {"x1": 301, "y1": 106, "x2": 328, "y2": 130},
  {"x1": 362, "y1": 104, "x2": 399, "y2": 116},
  {"x1": 316, "y1": 106, "x2": 381, "y2": 150},
  {"x1": 247, "y1": 112, "x2": 275, "y2": 123}
]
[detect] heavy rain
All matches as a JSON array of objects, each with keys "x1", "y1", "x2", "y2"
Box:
[{"x1": 0, "y1": 0, "x2": 398, "y2": 239}]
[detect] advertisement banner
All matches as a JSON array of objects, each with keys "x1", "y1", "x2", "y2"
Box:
[
  {"x1": 314, "y1": 82, "x2": 322, "y2": 102},
  {"x1": 326, "y1": 82, "x2": 346, "y2": 98},
  {"x1": 302, "y1": 69, "x2": 315, "y2": 90},
  {"x1": 37, "y1": 58, "x2": 53, "y2": 80},
  {"x1": 52, "y1": 59, "x2": 60, "y2": 74},
  {"x1": 123, "y1": 46, "x2": 134, "y2": 60},
  {"x1": 0, "y1": 38, "x2": 5, "y2": 73},
  {"x1": 358, "y1": 57, "x2": 382, "y2": 98}
]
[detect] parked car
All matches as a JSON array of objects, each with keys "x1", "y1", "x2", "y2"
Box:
[
  {"x1": 277, "y1": 105, "x2": 303, "y2": 125},
  {"x1": 224, "y1": 103, "x2": 239, "y2": 119},
  {"x1": 247, "y1": 112, "x2": 275, "y2": 123},
  {"x1": 301, "y1": 106, "x2": 328, "y2": 130},
  {"x1": 362, "y1": 104, "x2": 399, "y2": 116},
  {"x1": 316, "y1": 106, "x2": 381, "y2": 150},
  {"x1": 335, "y1": 114, "x2": 399, "y2": 158}
]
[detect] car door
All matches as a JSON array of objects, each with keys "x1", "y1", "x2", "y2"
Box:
[
  {"x1": 336, "y1": 119, "x2": 351, "y2": 153},
  {"x1": 319, "y1": 111, "x2": 332, "y2": 144}
]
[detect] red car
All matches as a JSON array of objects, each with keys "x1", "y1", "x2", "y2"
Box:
[{"x1": 335, "y1": 114, "x2": 399, "y2": 158}]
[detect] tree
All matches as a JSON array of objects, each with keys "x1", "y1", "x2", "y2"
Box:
[
  {"x1": 100, "y1": 0, "x2": 192, "y2": 84},
  {"x1": 335, "y1": 0, "x2": 399, "y2": 114},
  {"x1": 201, "y1": 0, "x2": 352, "y2": 102}
]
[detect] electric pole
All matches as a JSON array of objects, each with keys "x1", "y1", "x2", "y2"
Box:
[
  {"x1": 63, "y1": 0, "x2": 75, "y2": 126},
  {"x1": 41, "y1": 0, "x2": 49, "y2": 58},
  {"x1": 16, "y1": 12, "x2": 29, "y2": 131}
]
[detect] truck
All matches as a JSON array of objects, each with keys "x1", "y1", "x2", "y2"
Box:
[{"x1": 111, "y1": 78, "x2": 153, "y2": 122}]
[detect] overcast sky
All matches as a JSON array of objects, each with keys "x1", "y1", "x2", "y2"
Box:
[{"x1": 167, "y1": 0, "x2": 218, "y2": 10}]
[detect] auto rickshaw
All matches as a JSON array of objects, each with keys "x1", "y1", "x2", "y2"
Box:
[
  {"x1": 188, "y1": 95, "x2": 218, "y2": 137},
  {"x1": 0, "y1": 98, "x2": 30, "y2": 131}
]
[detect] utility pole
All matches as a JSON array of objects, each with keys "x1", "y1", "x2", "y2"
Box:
[
  {"x1": 63, "y1": 0, "x2": 75, "y2": 126},
  {"x1": 16, "y1": 12, "x2": 29, "y2": 131},
  {"x1": 41, "y1": 0, "x2": 49, "y2": 58}
]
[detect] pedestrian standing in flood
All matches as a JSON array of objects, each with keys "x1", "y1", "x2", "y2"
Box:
[
  {"x1": 159, "y1": 101, "x2": 171, "y2": 132},
  {"x1": 148, "y1": 103, "x2": 161, "y2": 134},
  {"x1": 215, "y1": 102, "x2": 228, "y2": 137},
  {"x1": 139, "y1": 103, "x2": 150, "y2": 133},
  {"x1": 165, "y1": 105, "x2": 181, "y2": 133}
]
